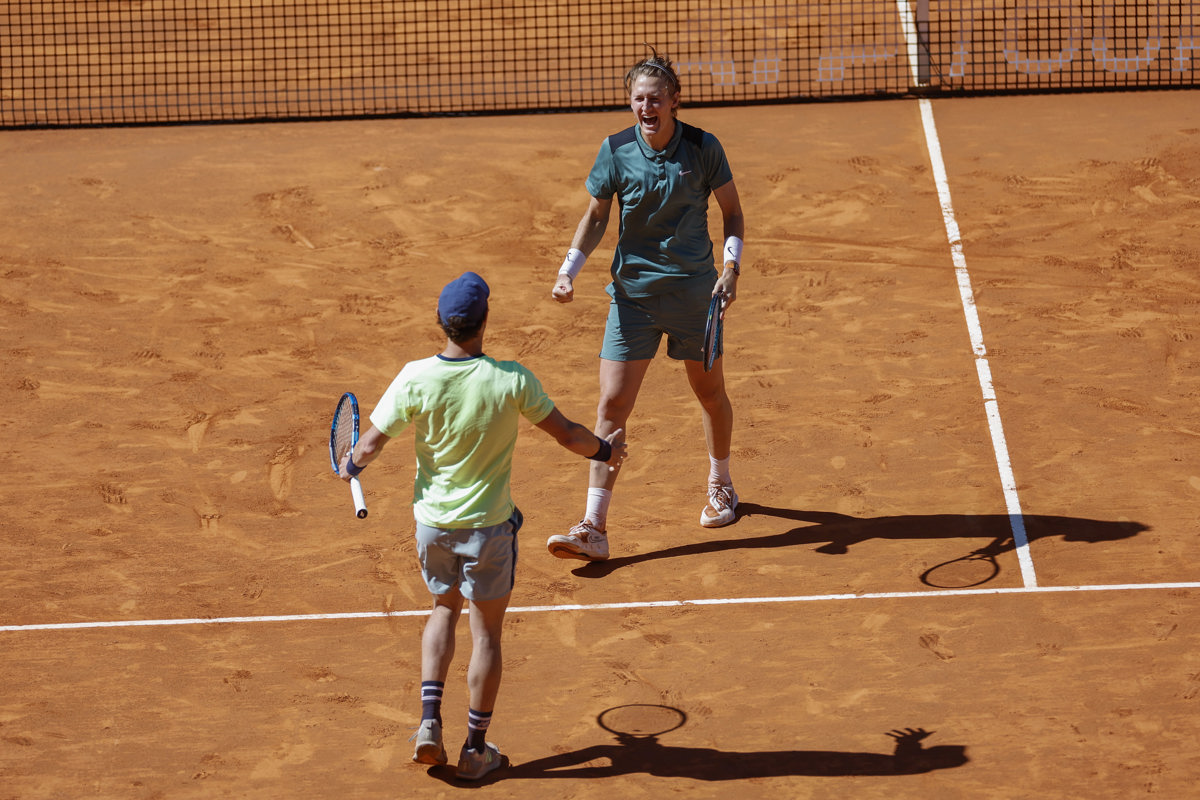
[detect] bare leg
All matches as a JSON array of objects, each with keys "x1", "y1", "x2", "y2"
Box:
[
  {"x1": 465, "y1": 592, "x2": 512, "y2": 713},
  {"x1": 422, "y1": 588, "x2": 464, "y2": 683},
  {"x1": 589, "y1": 357, "x2": 652, "y2": 491},
  {"x1": 684, "y1": 356, "x2": 733, "y2": 461},
  {"x1": 686, "y1": 355, "x2": 738, "y2": 527}
]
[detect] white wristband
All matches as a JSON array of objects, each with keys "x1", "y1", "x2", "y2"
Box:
[
  {"x1": 559, "y1": 248, "x2": 586, "y2": 280},
  {"x1": 722, "y1": 236, "x2": 743, "y2": 266}
]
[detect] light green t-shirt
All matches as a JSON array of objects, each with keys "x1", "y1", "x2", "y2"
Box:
[{"x1": 369, "y1": 353, "x2": 555, "y2": 529}]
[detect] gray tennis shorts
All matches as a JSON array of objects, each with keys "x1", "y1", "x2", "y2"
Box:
[{"x1": 414, "y1": 508, "x2": 523, "y2": 602}]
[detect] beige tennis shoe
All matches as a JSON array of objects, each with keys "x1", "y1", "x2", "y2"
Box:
[
  {"x1": 700, "y1": 483, "x2": 738, "y2": 527},
  {"x1": 546, "y1": 520, "x2": 609, "y2": 561}
]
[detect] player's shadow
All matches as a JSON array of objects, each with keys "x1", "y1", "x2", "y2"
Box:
[
  {"x1": 425, "y1": 706, "x2": 966, "y2": 785},
  {"x1": 572, "y1": 503, "x2": 1148, "y2": 583},
  {"x1": 501, "y1": 722, "x2": 966, "y2": 782}
]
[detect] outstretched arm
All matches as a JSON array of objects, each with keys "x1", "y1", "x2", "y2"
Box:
[
  {"x1": 338, "y1": 424, "x2": 390, "y2": 480},
  {"x1": 535, "y1": 408, "x2": 626, "y2": 468}
]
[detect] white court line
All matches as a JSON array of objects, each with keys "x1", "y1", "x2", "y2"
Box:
[
  {"x1": 921, "y1": 101, "x2": 1038, "y2": 588},
  {"x1": 897, "y1": 1, "x2": 1037, "y2": 588},
  {"x1": 3, "y1": 582, "x2": 1199, "y2": 634}
]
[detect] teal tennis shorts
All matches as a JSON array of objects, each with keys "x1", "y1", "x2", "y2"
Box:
[
  {"x1": 415, "y1": 508, "x2": 523, "y2": 601},
  {"x1": 600, "y1": 280, "x2": 715, "y2": 362}
]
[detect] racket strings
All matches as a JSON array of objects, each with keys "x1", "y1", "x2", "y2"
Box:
[{"x1": 332, "y1": 403, "x2": 357, "y2": 461}]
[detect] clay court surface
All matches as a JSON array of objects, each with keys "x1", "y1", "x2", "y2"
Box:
[{"x1": 2, "y1": 90, "x2": 1200, "y2": 797}]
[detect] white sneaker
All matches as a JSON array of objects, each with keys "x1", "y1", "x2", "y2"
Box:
[
  {"x1": 546, "y1": 520, "x2": 609, "y2": 561},
  {"x1": 700, "y1": 483, "x2": 738, "y2": 527}
]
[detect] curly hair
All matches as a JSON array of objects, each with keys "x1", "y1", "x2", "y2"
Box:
[{"x1": 623, "y1": 44, "x2": 681, "y2": 98}]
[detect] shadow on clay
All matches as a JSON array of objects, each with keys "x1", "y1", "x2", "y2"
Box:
[
  {"x1": 425, "y1": 704, "x2": 967, "y2": 785},
  {"x1": 570, "y1": 502, "x2": 1148, "y2": 585}
]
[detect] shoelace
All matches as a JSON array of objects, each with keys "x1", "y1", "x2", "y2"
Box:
[
  {"x1": 408, "y1": 722, "x2": 436, "y2": 743},
  {"x1": 707, "y1": 486, "x2": 734, "y2": 509},
  {"x1": 572, "y1": 522, "x2": 603, "y2": 538}
]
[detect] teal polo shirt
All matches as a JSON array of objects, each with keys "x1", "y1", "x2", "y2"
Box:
[{"x1": 586, "y1": 121, "x2": 734, "y2": 298}]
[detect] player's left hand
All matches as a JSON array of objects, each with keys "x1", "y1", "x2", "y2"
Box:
[{"x1": 715, "y1": 271, "x2": 738, "y2": 317}]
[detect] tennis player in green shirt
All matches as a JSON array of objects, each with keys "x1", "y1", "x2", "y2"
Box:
[
  {"x1": 339, "y1": 271, "x2": 626, "y2": 780},
  {"x1": 547, "y1": 47, "x2": 745, "y2": 562}
]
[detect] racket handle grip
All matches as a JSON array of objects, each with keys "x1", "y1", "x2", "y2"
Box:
[{"x1": 350, "y1": 476, "x2": 368, "y2": 519}]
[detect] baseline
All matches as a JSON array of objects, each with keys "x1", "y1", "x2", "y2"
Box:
[{"x1": 3, "y1": 581, "x2": 1198, "y2": 634}]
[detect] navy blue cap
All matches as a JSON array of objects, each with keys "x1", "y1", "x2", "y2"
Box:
[{"x1": 437, "y1": 271, "x2": 490, "y2": 326}]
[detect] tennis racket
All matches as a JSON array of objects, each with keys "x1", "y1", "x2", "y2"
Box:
[
  {"x1": 702, "y1": 289, "x2": 725, "y2": 372},
  {"x1": 329, "y1": 392, "x2": 368, "y2": 519}
]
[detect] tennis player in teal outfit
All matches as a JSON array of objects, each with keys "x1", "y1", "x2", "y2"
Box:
[
  {"x1": 339, "y1": 271, "x2": 626, "y2": 780},
  {"x1": 547, "y1": 47, "x2": 745, "y2": 562}
]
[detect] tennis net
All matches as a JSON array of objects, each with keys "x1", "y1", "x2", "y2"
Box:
[{"x1": 2, "y1": 1, "x2": 1195, "y2": 128}]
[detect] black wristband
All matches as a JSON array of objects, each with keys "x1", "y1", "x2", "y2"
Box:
[
  {"x1": 346, "y1": 456, "x2": 365, "y2": 477},
  {"x1": 588, "y1": 438, "x2": 612, "y2": 462}
]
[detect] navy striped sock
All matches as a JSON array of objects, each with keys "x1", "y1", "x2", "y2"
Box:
[
  {"x1": 421, "y1": 681, "x2": 444, "y2": 724},
  {"x1": 466, "y1": 708, "x2": 492, "y2": 752}
]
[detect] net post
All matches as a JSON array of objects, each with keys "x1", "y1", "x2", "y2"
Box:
[{"x1": 917, "y1": 0, "x2": 932, "y2": 86}]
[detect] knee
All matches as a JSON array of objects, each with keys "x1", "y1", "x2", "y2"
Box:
[
  {"x1": 472, "y1": 629, "x2": 504, "y2": 653},
  {"x1": 596, "y1": 393, "x2": 634, "y2": 426},
  {"x1": 693, "y1": 383, "x2": 731, "y2": 412}
]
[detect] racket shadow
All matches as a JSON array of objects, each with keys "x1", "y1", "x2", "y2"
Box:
[{"x1": 572, "y1": 501, "x2": 1148, "y2": 584}]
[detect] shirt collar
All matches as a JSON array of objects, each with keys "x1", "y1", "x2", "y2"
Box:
[
  {"x1": 436, "y1": 353, "x2": 486, "y2": 363},
  {"x1": 636, "y1": 120, "x2": 683, "y2": 159}
]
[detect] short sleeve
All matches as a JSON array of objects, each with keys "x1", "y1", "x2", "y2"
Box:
[
  {"x1": 702, "y1": 132, "x2": 734, "y2": 190},
  {"x1": 515, "y1": 365, "x2": 555, "y2": 425},
  {"x1": 368, "y1": 369, "x2": 416, "y2": 437},
  {"x1": 584, "y1": 140, "x2": 616, "y2": 200}
]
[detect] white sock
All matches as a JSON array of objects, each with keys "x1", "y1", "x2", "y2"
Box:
[
  {"x1": 708, "y1": 455, "x2": 732, "y2": 486},
  {"x1": 584, "y1": 488, "x2": 612, "y2": 530}
]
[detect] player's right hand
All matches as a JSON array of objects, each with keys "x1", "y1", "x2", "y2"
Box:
[{"x1": 552, "y1": 274, "x2": 574, "y2": 303}]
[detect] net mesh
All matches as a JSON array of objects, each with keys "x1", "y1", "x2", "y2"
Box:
[{"x1": 2, "y1": 1, "x2": 1196, "y2": 128}]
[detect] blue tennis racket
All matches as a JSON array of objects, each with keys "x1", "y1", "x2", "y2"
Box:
[
  {"x1": 702, "y1": 289, "x2": 725, "y2": 372},
  {"x1": 329, "y1": 392, "x2": 368, "y2": 519}
]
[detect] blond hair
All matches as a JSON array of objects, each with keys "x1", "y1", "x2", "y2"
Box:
[{"x1": 624, "y1": 44, "x2": 681, "y2": 97}]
